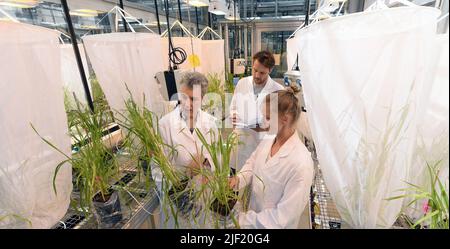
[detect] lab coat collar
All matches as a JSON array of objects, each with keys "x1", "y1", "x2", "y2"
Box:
[
  {"x1": 269, "y1": 130, "x2": 301, "y2": 159},
  {"x1": 256, "y1": 76, "x2": 277, "y2": 95},
  {"x1": 263, "y1": 130, "x2": 300, "y2": 169},
  {"x1": 172, "y1": 106, "x2": 214, "y2": 141},
  {"x1": 281, "y1": 130, "x2": 301, "y2": 158}
]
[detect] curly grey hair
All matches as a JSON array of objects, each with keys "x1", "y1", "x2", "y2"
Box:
[{"x1": 179, "y1": 71, "x2": 209, "y2": 97}]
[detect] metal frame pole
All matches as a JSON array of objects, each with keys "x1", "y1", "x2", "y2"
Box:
[
  {"x1": 195, "y1": 6, "x2": 200, "y2": 36},
  {"x1": 177, "y1": 0, "x2": 184, "y2": 36},
  {"x1": 154, "y1": 0, "x2": 162, "y2": 34},
  {"x1": 118, "y1": 0, "x2": 129, "y2": 32},
  {"x1": 61, "y1": 0, "x2": 94, "y2": 112},
  {"x1": 305, "y1": 0, "x2": 311, "y2": 26}
]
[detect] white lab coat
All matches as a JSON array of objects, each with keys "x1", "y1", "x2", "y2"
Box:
[
  {"x1": 236, "y1": 131, "x2": 314, "y2": 229},
  {"x1": 152, "y1": 106, "x2": 219, "y2": 228},
  {"x1": 230, "y1": 76, "x2": 285, "y2": 171}
]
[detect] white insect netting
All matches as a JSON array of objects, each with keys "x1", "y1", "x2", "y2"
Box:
[
  {"x1": 161, "y1": 37, "x2": 203, "y2": 73},
  {"x1": 60, "y1": 44, "x2": 91, "y2": 107},
  {"x1": 83, "y1": 32, "x2": 167, "y2": 117},
  {"x1": 293, "y1": 7, "x2": 441, "y2": 228},
  {"x1": 406, "y1": 33, "x2": 449, "y2": 221},
  {"x1": 199, "y1": 39, "x2": 226, "y2": 82},
  {"x1": 0, "y1": 21, "x2": 72, "y2": 228}
]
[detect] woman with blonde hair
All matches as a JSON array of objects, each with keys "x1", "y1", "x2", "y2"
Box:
[{"x1": 230, "y1": 85, "x2": 314, "y2": 229}]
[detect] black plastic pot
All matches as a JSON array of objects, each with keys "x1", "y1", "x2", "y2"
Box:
[
  {"x1": 168, "y1": 178, "x2": 190, "y2": 198},
  {"x1": 92, "y1": 190, "x2": 123, "y2": 228},
  {"x1": 102, "y1": 152, "x2": 113, "y2": 164},
  {"x1": 138, "y1": 158, "x2": 150, "y2": 176},
  {"x1": 168, "y1": 178, "x2": 195, "y2": 214},
  {"x1": 209, "y1": 192, "x2": 238, "y2": 217}
]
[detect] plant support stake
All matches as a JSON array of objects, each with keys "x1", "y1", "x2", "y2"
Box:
[{"x1": 61, "y1": 0, "x2": 94, "y2": 112}]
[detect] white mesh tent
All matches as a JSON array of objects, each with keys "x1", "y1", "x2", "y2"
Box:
[
  {"x1": 161, "y1": 36, "x2": 204, "y2": 73},
  {"x1": 83, "y1": 32, "x2": 167, "y2": 117},
  {"x1": 294, "y1": 7, "x2": 441, "y2": 228},
  {"x1": 60, "y1": 44, "x2": 91, "y2": 107},
  {"x1": 406, "y1": 33, "x2": 449, "y2": 220},
  {"x1": 197, "y1": 27, "x2": 226, "y2": 83},
  {"x1": 0, "y1": 21, "x2": 72, "y2": 228},
  {"x1": 160, "y1": 21, "x2": 203, "y2": 73}
]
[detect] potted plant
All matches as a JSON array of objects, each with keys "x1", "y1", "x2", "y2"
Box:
[
  {"x1": 32, "y1": 101, "x2": 122, "y2": 229},
  {"x1": 194, "y1": 128, "x2": 241, "y2": 228},
  {"x1": 116, "y1": 94, "x2": 192, "y2": 226}
]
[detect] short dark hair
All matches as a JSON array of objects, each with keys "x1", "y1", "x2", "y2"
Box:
[{"x1": 252, "y1": 51, "x2": 275, "y2": 69}]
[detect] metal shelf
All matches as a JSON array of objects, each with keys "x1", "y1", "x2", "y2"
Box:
[{"x1": 310, "y1": 164, "x2": 343, "y2": 229}]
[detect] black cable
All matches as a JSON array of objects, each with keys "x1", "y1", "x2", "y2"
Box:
[{"x1": 163, "y1": 0, "x2": 187, "y2": 70}]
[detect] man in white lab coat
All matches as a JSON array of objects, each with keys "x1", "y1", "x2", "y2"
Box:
[
  {"x1": 230, "y1": 51, "x2": 285, "y2": 172},
  {"x1": 152, "y1": 72, "x2": 219, "y2": 228}
]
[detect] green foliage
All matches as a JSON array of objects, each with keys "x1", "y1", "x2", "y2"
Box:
[
  {"x1": 387, "y1": 161, "x2": 449, "y2": 229},
  {"x1": 0, "y1": 214, "x2": 32, "y2": 228},
  {"x1": 116, "y1": 91, "x2": 192, "y2": 228},
  {"x1": 193, "y1": 128, "x2": 240, "y2": 228},
  {"x1": 63, "y1": 77, "x2": 114, "y2": 130},
  {"x1": 32, "y1": 99, "x2": 120, "y2": 214},
  {"x1": 225, "y1": 72, "x2": 235, "y2": 93},
  {"x1": 90, "y1": 77, "x2": 115, "y2": 125},
  {"x1": 117, "y1": 92, "x2": 184, "y2": 189},
  {"x1": 63, "y1": 88, "x2": 78, "y2": 130},
  {"x1": 204, "y1": 73, "x2": 235, "y2": 126}
]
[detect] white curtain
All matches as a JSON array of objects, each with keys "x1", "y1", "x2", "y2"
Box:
[
  {"x1": 161, "y1": 37, "x2": 203, "y2": 73},
  {"x1": 199, "y1": 39, "x2": 226, "y2": 83},
  {"x1": 406, "y1": 34, "x2": 449, "y2": 220},
  {"x1": 83, "y1": 33, "x2": 166, "y2": 117},
  {"x1": 295, "y1": 7, "x2": 440, "y2": 228},
  {"x1": 0, "y1": 21, "x2": 72, "y2": 228},
  {"x1": 60, "y1": 44, "x2": 90, "y2": 107}
]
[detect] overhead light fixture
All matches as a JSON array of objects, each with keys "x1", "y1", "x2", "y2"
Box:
[
  {"x1": 0, "y1": 0, "x2": 38, "y2": 8},
  {"x1": 225, "y1": 0, "x2": 240, "y2": 20},
  {"x1": 208, "y1": 0, "x2": 227, "y2": 15},
  {"x1": 184, "y1": 0, "x2": 209, "y2": 7},
  {"x1": 69, "y1": 9, "x2": 104, "y2": 17}
]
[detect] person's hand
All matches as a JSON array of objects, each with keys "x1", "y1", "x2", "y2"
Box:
[{"x1": 228, "y1": 176, "x2": 239, "y2": 189}]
